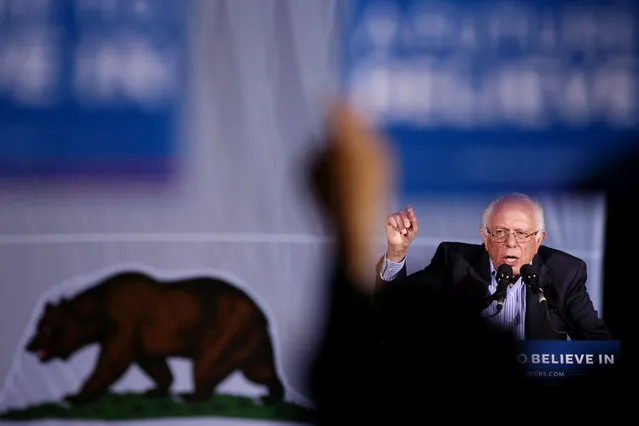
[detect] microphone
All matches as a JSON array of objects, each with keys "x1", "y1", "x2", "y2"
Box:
[
  {"x1": 494, "y1": 264, "x2": 513, "y2": 313},
  {"x1": 520, "y1": 264, "x2": 546, "y2": 303}
]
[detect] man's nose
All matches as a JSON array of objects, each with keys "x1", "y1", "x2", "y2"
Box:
[{"x1": 505, "y1": 234, "x2": 517, "y2": 247}]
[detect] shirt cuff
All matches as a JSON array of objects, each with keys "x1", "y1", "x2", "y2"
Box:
[{"x1": 380, "y1": 252, "x2": 406, "y2": 281}]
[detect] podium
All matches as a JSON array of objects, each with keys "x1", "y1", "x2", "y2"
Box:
[{"x1": 515, "y1": 340, "x2": 621, "y2": 383}]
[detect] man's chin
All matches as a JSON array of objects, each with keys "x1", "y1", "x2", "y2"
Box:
[
  {"x1": 33, "y1": 351, "x2": 59, "y2": 363},
  {"x1": 497, "y1": 260, "x2": 519, "y2": 274},
  {"x1": 512, "y1": 265, "x2": 522, "y2": 275}
]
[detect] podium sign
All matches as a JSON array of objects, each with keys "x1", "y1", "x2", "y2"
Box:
[
  {"x1": 341, "y1": 0, "x2": 639, "y2": 196},
  {"x1": 516, "y1": 340, "x2": 621, "y2": 381}
]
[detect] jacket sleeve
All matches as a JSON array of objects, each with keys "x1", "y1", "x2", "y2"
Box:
[
  {"x1": 372, "y1": 242, "x2": 449, "y2": 314},
  {"x1": 564, "y1": 260, "x2": 614, "y2": 340}
]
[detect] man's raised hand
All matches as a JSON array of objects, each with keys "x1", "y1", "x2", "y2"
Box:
[{"x1": 385, "y1": 206, "x2": 418, "y2": 262}]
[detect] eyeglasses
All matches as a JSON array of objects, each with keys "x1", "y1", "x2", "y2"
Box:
[{"x1": 486, "y1": 227, "x2": 539, "y2": 243}]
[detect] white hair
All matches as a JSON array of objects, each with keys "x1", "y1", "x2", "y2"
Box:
[{"x1": 480, "y1": 192, "x2": 545, "y2": 241}]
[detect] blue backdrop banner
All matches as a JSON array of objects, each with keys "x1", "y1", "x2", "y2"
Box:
[
  {"x1": 341, "y1": 0, "x2": 639, "y2": 196},
  {"x1": 0, "y1": 0, "x2": 186, "y2": 178}
]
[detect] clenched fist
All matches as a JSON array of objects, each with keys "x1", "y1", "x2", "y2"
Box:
[{"x1": 385, "y1": 206, "x2": 418, "y2": 262}]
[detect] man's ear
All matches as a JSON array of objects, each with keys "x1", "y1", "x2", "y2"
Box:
[
  {"x1": 537, "y1": 231, "x2": 547, "y2": 246},
  {"x1": 479, "y1": 227, "x2": 489, "y2": 249}
]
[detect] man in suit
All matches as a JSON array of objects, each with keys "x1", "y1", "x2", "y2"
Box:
[
  {"x1": 308, "y1": 103, "x2": 527, "y2": 424},
  {"x1": 308, "y1": 102, "x2": 625, "y2": 424},
  {"x1": 376, "y1": 193, "x2": 613, "y2": 341}
]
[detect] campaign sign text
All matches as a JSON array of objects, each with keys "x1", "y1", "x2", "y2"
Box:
[
  {"x1": 516, "y1": 340, "x2": 621, "y2": 381},
  {"x1": 341, "y1": 0, "x2": 639, "y2": 196},
  {"x1": 0, "y1": 0, "x2": 186, "y2": 178}
]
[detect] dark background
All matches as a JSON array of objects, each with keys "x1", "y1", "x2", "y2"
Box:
[{"x1": 580, "y1": 145, "x2": 638, "y2": 379}]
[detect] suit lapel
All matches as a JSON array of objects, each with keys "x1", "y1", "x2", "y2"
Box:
[
  {"x1": 456, "y1": 246, "x2": 491, "y2": 290},
  {"x1": 477, "y1": 249, "x2": 492, "y2": 284},
  {"x1": 448, "y1": 246, "x2": 492, "y2": 312},
  {"x1": 525, "y1": 254, "x2": 553, "y2": 339},
  {"x1": 464, "y1": 247, "x2": 492, "y2": 308}
]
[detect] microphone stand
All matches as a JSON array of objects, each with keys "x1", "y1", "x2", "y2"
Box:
[{"x1": 483, "y1": 288, "x2": 508, "y2": 318}]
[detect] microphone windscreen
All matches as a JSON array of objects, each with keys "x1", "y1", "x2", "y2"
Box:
[
  {"x1": 496, "y1": 263, "x2": 513, "y2": 279},
  {"x1": 520, "y1": 264, "x2": 539, "y2": 278}
]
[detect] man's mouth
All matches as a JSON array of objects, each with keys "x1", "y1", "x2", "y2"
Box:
[{"x1": 504, "y1": 256, "x2": 519, "y2": 265}]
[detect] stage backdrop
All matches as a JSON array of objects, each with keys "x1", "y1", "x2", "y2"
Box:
[
  {"x1": 0, "y1": 1, "x2": 609, "y2": 425},
  {"x1": 342, "y1": 0, "x2": 639, "y2": 195}
]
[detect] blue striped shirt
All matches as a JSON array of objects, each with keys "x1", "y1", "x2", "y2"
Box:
[
  {"x1": 380, "y1": 255, "x2": 527, "y2": 340},
  {"x1": 483, "y1": 262, "x2": 527, "y2": 340}
]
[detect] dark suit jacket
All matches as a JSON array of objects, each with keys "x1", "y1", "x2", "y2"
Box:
[
  {"x1": 310, "y1": 247, "x2": 624, "y2": 425},
  {"x1": 374, "y1": 241, "x2": 613, "y2": 341},
  {"x1": 311, "y1": 255, "x2": 526, "y2": 424}
]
